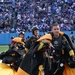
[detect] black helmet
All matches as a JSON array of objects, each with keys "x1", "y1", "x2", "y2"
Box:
[{"x1": 32, "y1": 26, "x2": 39, "y2": 34}]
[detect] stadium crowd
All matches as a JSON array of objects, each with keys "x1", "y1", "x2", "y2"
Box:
[{"x1": 0, "y1": 0, "x2": 75, "y2": 33}]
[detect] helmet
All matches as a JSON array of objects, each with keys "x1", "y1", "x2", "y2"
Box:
[{"x1": 32, "y1": 26, "x2": 39, "y2": 34}]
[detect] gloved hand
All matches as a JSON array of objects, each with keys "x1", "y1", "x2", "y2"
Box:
[{"x1": 72, "y1": 55, "x2": 75, "y2": 61}]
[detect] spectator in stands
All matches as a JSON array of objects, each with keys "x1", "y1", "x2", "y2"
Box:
[{"x1": 0, "y1": 0, "x2": 75, "y2": 32}]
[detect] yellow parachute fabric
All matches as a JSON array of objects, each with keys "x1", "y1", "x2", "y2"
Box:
[
  {"x1": 12, "y1": 37, "x2": 25, "y2": 45},
  {"x1": 37, "y1": 34, "x2": 52, "y2": 42},
  {"x1": 0, "y1": 63, "x2": 17, "y2": 75},
  {"x1": 63, "y1": 64, "x2": 75, "y2": 75},
  {"x1": 0, "y1": 63, "x2": 10, "y2": 69}
]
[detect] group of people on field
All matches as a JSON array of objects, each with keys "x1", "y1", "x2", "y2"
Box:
[{"x1": 0, "y1": 23, "x2": 75, "y2": 75}]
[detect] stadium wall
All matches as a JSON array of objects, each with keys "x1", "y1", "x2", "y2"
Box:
[{"x1": 0, "y1": 31, "x2": 75, "y2": 45}]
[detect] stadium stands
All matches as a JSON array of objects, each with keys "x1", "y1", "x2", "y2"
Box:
[{"x1": 0, "y1": 0, "x2": 75, "y2": 33}]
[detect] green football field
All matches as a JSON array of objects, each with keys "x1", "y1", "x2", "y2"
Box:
[{"x1": 0, "y1": 45, "x2": 9, "y2": 52}]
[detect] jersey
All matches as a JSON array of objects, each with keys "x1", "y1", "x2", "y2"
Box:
[{"x1": 25, "y1": 36, "x2": 39, "y2": 50}]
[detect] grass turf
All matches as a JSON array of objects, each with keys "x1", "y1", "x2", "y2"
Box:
[{"x1": 0, "y1": 45, "x2": 9, "y2": 52}]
